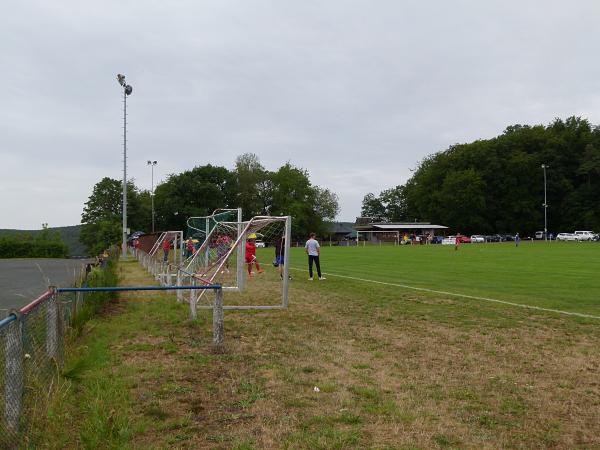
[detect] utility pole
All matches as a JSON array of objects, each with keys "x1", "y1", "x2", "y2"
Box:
[
  {"x1": 117, "y1": 74, "x2": 133, "y2": 257},
  {"x1": 147, "y1": 160, "x2": 158, "y2": 232},
  {"x1": 541, "y1": 164, "x2": 549, "y2": 241}
]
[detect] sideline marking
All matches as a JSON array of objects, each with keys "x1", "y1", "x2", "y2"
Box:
[{"x1": 290, "y1": 267, "x2": 600, "y2": 320}]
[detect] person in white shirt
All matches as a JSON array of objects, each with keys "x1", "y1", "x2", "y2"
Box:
[{"x1": 305, "y1": 232, "x2": 325, "y2": 280}]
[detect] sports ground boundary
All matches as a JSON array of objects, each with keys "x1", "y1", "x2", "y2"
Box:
[{"x1": 289, "y1": 267, "x2": 600, "y2": 320}]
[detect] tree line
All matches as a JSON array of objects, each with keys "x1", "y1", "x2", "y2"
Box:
[
  {"x1": 80, "y1": 154, "x2": 339, "y2": 255},
  {"x1": 362, "y1": 117, "x2": 600, "y2": 236},
  {"x1": 0, "y1": 224, "x2": 69, "y2": 258}
]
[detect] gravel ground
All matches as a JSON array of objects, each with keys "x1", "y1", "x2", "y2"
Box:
[{"x1": 0, "y1": 258, "x2": 92, "y2": 316}]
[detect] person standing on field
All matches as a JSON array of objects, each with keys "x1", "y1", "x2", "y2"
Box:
[
  {"x1": 185, "y1": 237, "x2": 195, "y2": 258},
  {"x1": 515, "y1": 233, "x2": 520, "y2": 247},
  {"x1": 162, "y1": 238, "x2": 171, "y2": 262},
  {"x1": 275, "y1": 233, "x2": 291, "y2": 280},
  {"x1": 245, "y1": 236, "x2": 263, "y2": 277},
  {"x1": 305, "y1": 232, "x2": 325, "y2": 280}
]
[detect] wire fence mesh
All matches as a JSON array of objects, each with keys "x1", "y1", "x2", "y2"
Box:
[{"x1": 0, "y1": 254, "x2": 114, "y2": 449}]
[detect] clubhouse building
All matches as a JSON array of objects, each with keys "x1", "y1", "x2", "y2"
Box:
[{"x1": 354, "y1": 217, "x2": 448, "y2": 243}]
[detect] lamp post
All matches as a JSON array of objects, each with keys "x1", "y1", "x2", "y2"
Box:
[
  {"x1": 117, "y1": 74, "x2": 133, "y2": 257},
  {"x1": 541, "y1": 164, "x2": 549, "y2": 241},
  {"x1": 147, "y1": 160, "x2": 157, "y2": 232}
]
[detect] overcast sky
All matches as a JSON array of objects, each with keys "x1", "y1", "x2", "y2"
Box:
[{"x1": 1, "y1": 0, "x2": 599, "y2": 229}]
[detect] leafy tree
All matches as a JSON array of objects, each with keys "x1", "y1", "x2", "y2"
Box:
[
  {"x1": 361, "y1": 193, "x2": 385, "y2": 221},
  {"x1": 81, "y1": 177, "x2": 122, "y2": 225},
  {"x1": 368, "y1": 116, "x2": 600, "y2": 235},
  {"x1": 313, "y1": 187, "x2": 340, "y2": 222},
  {"x1": 0, "y1": 223, "x2": 69, "y2": 258},
  {"x1": 234, "y1": 153, "x2": 271, "y2": 218},
  {"x1": 436, "y1": 169, "x2": 487, "y2": 233},
  {"x1": 153, "y1": 165, "x2": 236, "y2": 231},
  {"x1": 268, "y1": 163, "x2": 338, "y2": 238},
  {"x1": 80, "y1": 177, "x2": 149, "y2": 255}
]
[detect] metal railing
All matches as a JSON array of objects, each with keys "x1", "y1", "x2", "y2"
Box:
[{"x1": 0, "y1": 255, "x2": 223, "y2": 448}]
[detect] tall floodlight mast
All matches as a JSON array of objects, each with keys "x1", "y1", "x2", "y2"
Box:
[
  {"x1": 147, "y1": 160, "x2": 158, "y2": 232},
  {"x1": 541, "y1": 164, "x2": 549, "y2": 241},
  {"x1": 117, "y1": 74, "x2": 133, "y2": 257}
]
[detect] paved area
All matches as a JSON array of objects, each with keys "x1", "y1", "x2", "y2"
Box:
[{"x1": 0, "y1": 259, "x2": 91, "y2": 316}]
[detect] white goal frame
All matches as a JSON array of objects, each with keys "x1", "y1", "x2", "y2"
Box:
[
  {"x1": 179, "y1": 215, "x2": 292, "y2": 310},
  {"x1": 149, "y1": 230, "x2": 184, "y2": 265}
]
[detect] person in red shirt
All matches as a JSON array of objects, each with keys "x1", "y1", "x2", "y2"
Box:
[
  {"x1": 162, "y1": 238, "x2": 171, "y2": 262},
  {"x1": 245, "y1": 236, "x2": 263, "y2": 277}
]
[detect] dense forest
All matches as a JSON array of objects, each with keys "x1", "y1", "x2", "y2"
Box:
[
  {"x1": 362, "y1": 117, "x2": 600, "y2": 235},
  {"x1": 80, "y1": 154, "x2": 339, "y2": 255}
]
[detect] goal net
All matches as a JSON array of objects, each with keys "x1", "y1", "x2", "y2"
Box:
[
  {"x1": 186, "y1": 209, "x2": 240, "y2": 246},
  {"x1": 179, "y1": 215, "x2": 291, "y2": 310},
  {"x1": 149, "y1": 231, "x2": 184, "y2": 265}
]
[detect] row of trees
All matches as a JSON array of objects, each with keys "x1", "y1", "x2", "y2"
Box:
[
  {"x1": 362, "y1": 117, "x2": 600, "y2": 235},
  {"x1": 80, "y1": 154, "x2": 339, "y2": 254},
  {"x1": 0, "y1": 224, "x2": 69, "y2": 258}
]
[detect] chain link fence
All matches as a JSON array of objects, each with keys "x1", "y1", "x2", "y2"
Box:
[{"x1": 0, "y1": 253, "x2": 115, "y2": 449}]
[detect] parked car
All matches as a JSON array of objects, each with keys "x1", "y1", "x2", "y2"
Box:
[
  {"x1": 502, "y1": 234, "x2": 515, "y2": 241},
  {"x1": 471, "y1": 235, "x2": 485, "y2": 243},
  {"x1": 455, "y1": 235, "x2": 471, "y2": 244},
  {"x1": 431, "y1": 236, "x2": 444, "y2": 244},
  {"x1": 535, "y1": 231, "x2": 546, "y2": 240},
  {"x1": 574, "y1": 231, "x2": 595, "y2": 241},
  {"x1": 255, "y1": 240, "x2": 266, "y2": 248},
  {"x1": 556, "y1": 233, "x2": 578, "y2": 241}
]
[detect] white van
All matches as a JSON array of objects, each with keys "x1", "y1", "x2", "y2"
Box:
[
  {"x1": 574, "y1": 231, "x2": 595, "y2": 241},
  {"x1": 535, "y1": 231, "x2": 545, "y2": 240}
]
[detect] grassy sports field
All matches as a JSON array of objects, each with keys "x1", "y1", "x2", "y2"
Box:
[
  {"x1": 277, "y1": 241, "x2": 600, "y2": 317},
  {"x1": 33, "y1": 244, "x2": 600, "y2": 449}
]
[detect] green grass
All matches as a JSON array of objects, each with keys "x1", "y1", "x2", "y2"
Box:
[
  {"x1": 270, "y1": 241, "x2": 600, "y2": 316},
  {"x1": 32, "y1": 250, "x2": 600, "y2": 449}
]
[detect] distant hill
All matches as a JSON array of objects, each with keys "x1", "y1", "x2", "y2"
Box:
[{"x1": 0, "y1": 225, "x2": 86, "y2": 257}]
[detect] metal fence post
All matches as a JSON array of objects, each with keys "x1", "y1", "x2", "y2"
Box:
[
  {"x1": 46, "y1": 294, "x2": 58, "y2": 362},
  {"x1": 176, "y1": 271, "x2": 183, "y2": 303},
  {"x1": 213, "y1": 288, "x2": 224, "y2": 352},
  {"x1": 4, "y1": 318, "x2": 23, "y2": 434},
  {"x1": 167, "y1": 264, "x2": 172, "y2": 286},
  {"x1": 282, "y1": 215, "x2": 291, "y2": 308},
  {"x1": 189, "y1": 280, "x2": 197, "y2": 320}
]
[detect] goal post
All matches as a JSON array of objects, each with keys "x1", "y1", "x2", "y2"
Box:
[
  {"x1": 149, "y1": 231, "x2": 184, "y2": 265},
  {"x1": 356, "y1": 230, "x2": 400, "y2": 246},
  {"x1": 179, "y1": 215, "x2": 291, "y2": 310}
]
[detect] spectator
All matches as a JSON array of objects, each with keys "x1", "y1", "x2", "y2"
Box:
[
  {"x1": 305, "y1": 232, "x2": 325, "y2": 280},
  {"x1": 162, "y1": 238, "x2": 171, "y2": 262}
]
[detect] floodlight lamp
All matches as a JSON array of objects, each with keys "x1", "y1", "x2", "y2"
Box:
[
  {"x1": 117, "y1": 74, "x2": 126, "y2": 86},
  {"x1": 125, "y1": 85, "x2": 133, "y2": 95}
]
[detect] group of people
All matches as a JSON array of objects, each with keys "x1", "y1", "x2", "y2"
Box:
[
  {"x1": 157, "y1": 231, "x2": 326, "y2": 281},
  {"x1": 244, "y1": 232, "x2": 325, "y2": 281}
]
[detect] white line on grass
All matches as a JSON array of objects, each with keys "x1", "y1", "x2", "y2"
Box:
[{"x1": 290, "y1": 267, "x2": 600, "y2": 320}]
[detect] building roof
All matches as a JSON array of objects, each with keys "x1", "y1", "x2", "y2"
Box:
[
  {"x1": 373, "y1": 224, "x2": 448, "y2": 230},
  {"x1": 328, "y1": 221, "x2": 355, "y2": 234}
]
